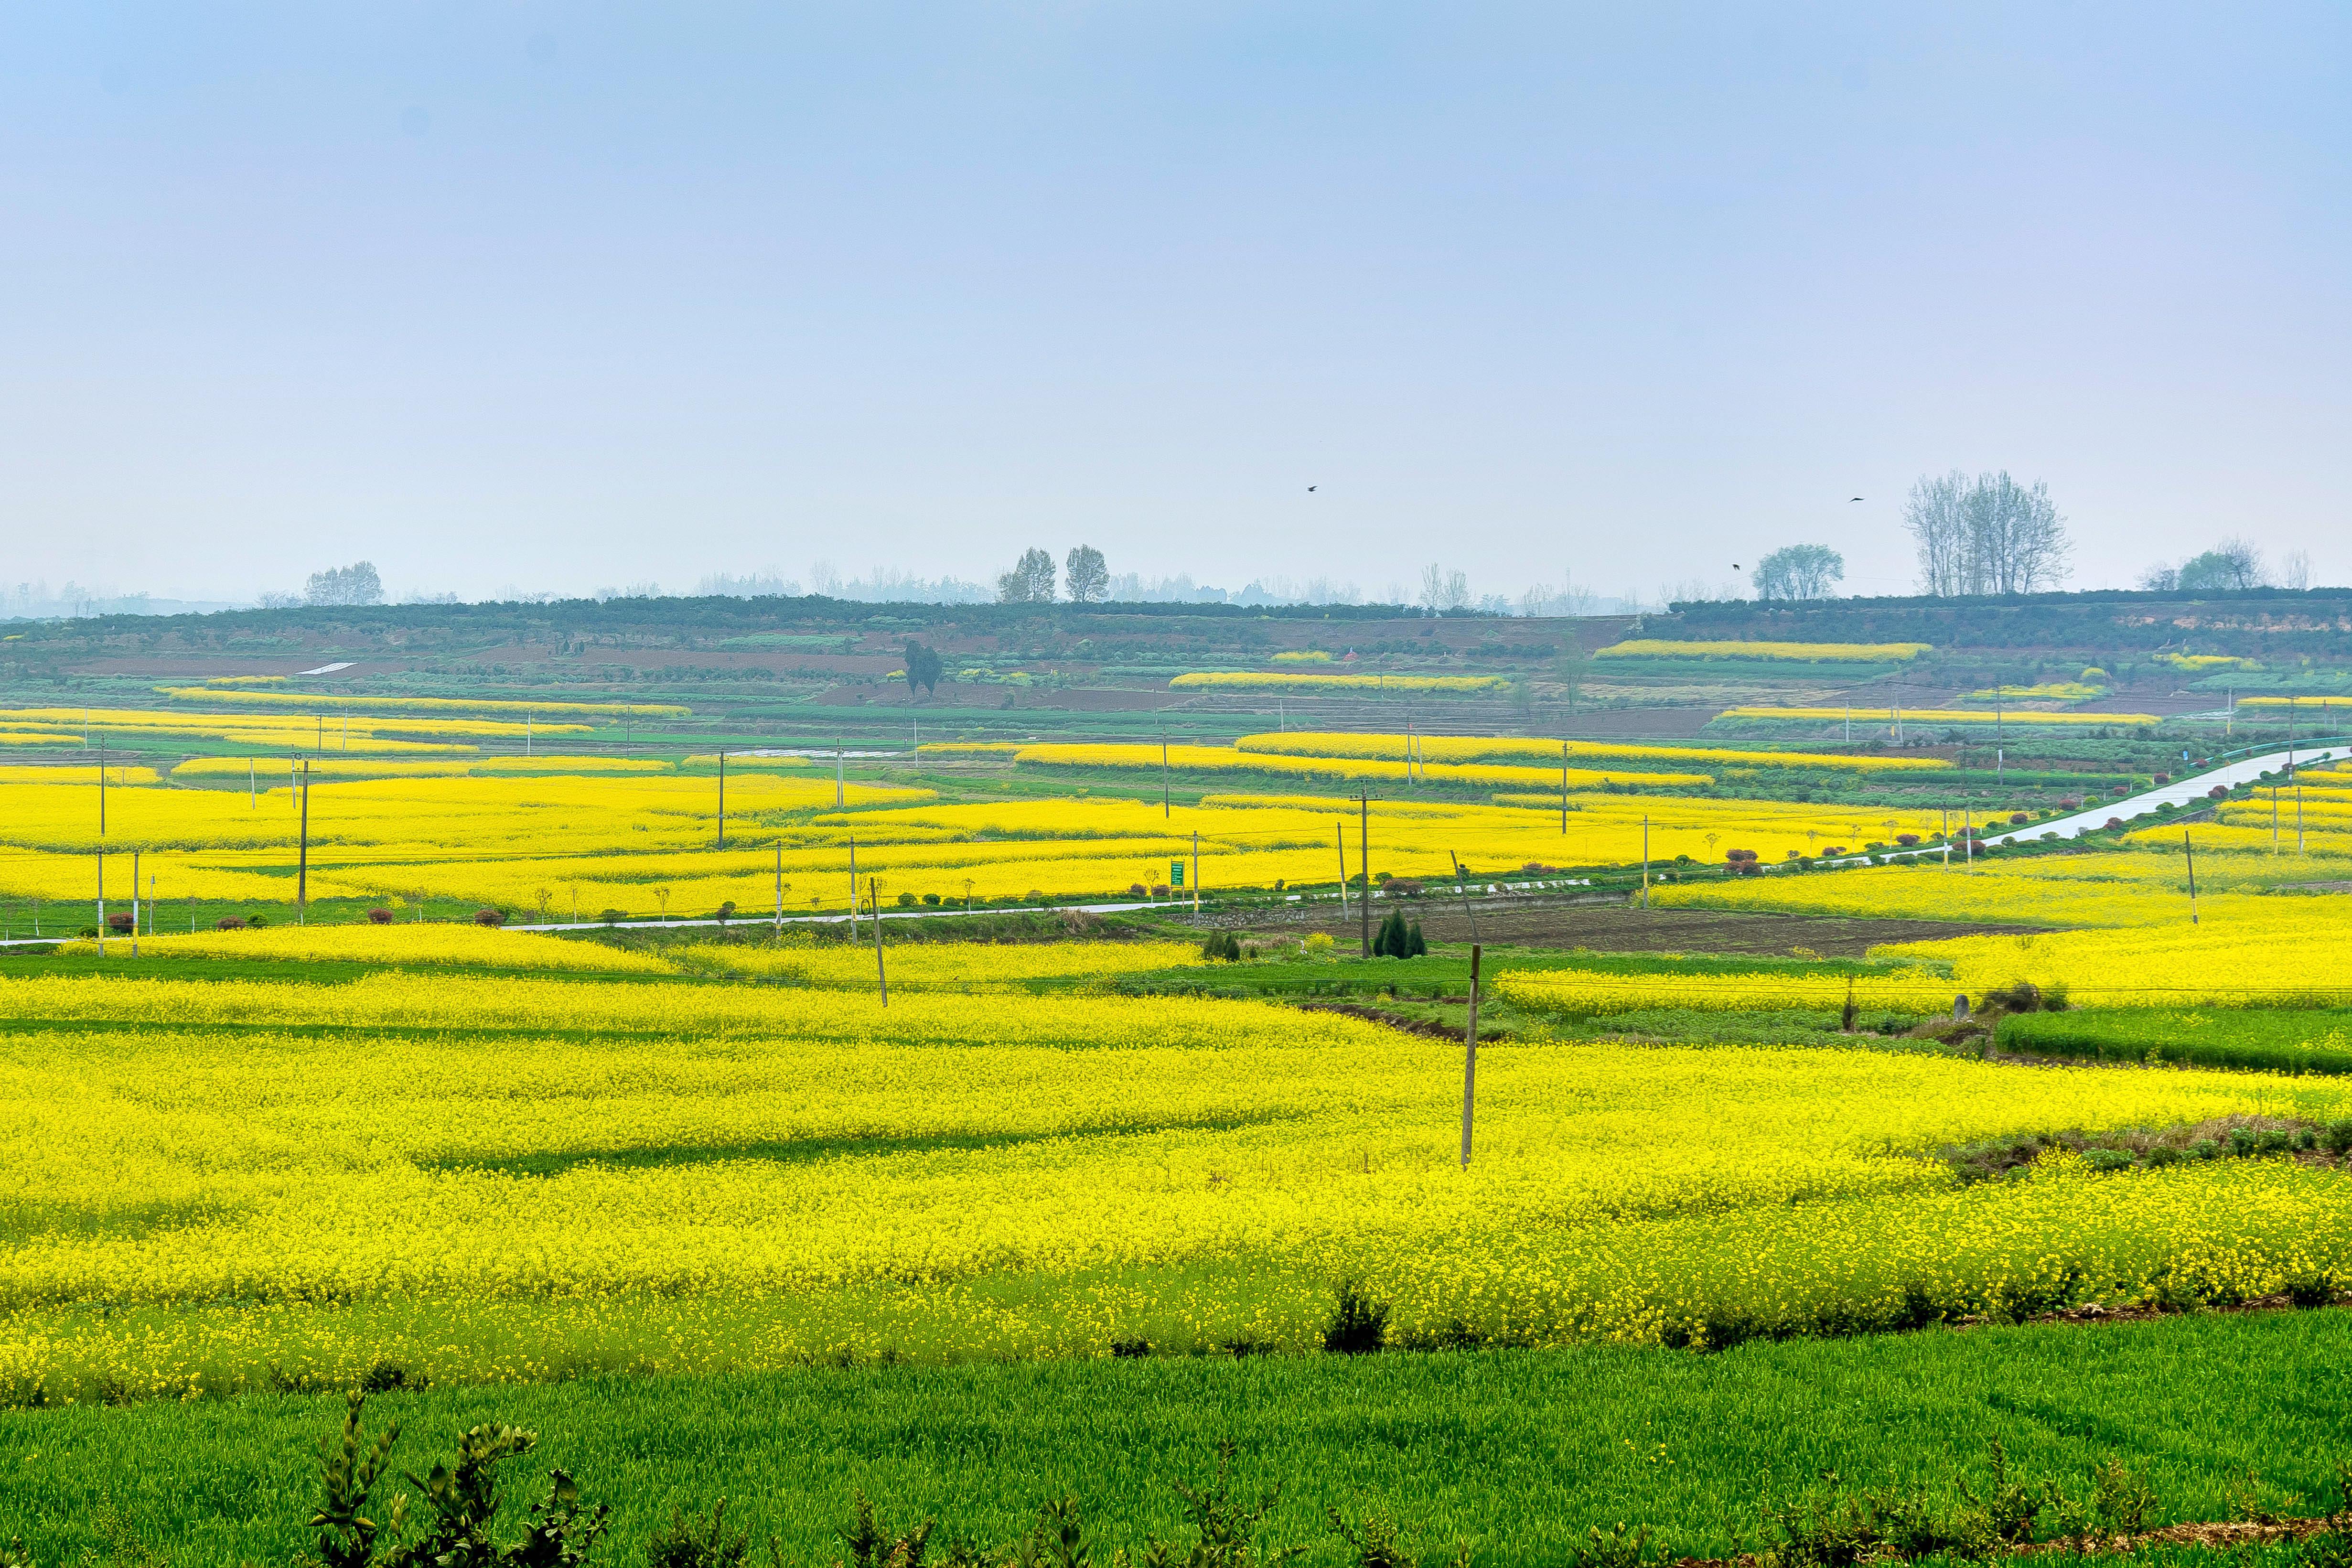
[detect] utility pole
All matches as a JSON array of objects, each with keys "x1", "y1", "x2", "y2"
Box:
[
  {"x1": 1359, "y1": 794, "x2": 1372, "y2": 958},
  {"x1": 1963, "y1": 807, "x2": 1973, "y2": 867},
  {"x1": 297, "y1": 758, "x2": 311, "y2": 924},
  {"x1": 1642, "y1": 815, "x2": 1651, "y2": 908},
  {"x1": 1191, "y1": 830, "x2": 1200, "y2": 915},
  {"x1": 871, "y1": 876, "x2": 887, "y2": 1005},
  {"x1": 95, "y1": 850, "x2": 104, "y2": 956},
  {"x1": 774, "y1": 842, "x2": 784, "y2": 932},
  {"x1": 98, "y1": 743, "x2": 107, "y2": 837},
  {"x1": 1334, "y1": 823, "x2": 1348, "y2": 923},
  {"x1": 1460, "y1": 942, "x2": 1482, "y2": 1169},
  {"x1": 130, "y1": 850, "x2": 140, "y2": 959},
  {"x1": 717, "y1": 749, "x2": 727, "y2": 849},
  {"x1": 836, "y1": 743, "x2": 845, "y2": 808},
  {"x1": 2185, "y1": 829, "x2": 2199, "y2": 924}
]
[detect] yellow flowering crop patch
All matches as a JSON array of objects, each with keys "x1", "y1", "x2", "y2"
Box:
[
  {"x1": 53, "y1": 924, "x2": 675, "y2": 973},
  {"x1": 1648, "y1": 851, "x2": 2325, "y2": 929},
  {"x1": 156, "y1": 688, "x2": 688, "y2": 719},
  {"x1": 1597, "y1": 640, "x2": 1932, "y2": 662},
  {"x1": 1494, "y1": 966, "x2": 1956, "y2": 1017},
  {"x1": 172, "y1": 755, "x2": 674, "y2": 781},
  {"x1": 1959, "y1": 683, "x2": 2107, "y2": 703},
  {"x1": 1014, "y1": 742, "x2": 1701, "y2": 791},
  {"x1": 1718, "y1": 706, "x2": 2160, "y2": 727},
  {"x1": 2, "y1": 959, "x2": 2349, "y2": 1400},
  {"x1": 1169, "y1": 672, "x2": 1507, "y2": 692},
  {"x1": 672, "y1": 938, "x2": 1204, "y2": 989},
  {"x1": 1881, "y1": 897, "x2": 2352, "y2": 1008},
  {"x1": 2159, "y1": 654, "x2": 2260, "y2": 672},
  {"x1": 1233, "y1": 731, "x2": 1948, "y2": 774}
]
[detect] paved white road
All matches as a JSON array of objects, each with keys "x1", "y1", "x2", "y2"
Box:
[{"x1": 1875, "y1": 741, "x2": 2346, "y2": 862}]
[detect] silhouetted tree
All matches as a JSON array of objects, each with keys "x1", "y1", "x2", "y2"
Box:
[
  {"x1": 903, "y1": 640, "x2": 944, "y2": 696},
  {"x1": 1752, "y1": 544, "x2": 1844, "y2": 601},
  {"x1": 997, "y1": 548, "x2": 1056, "y2": 603},
  {"x1": 1064, "y1": 545, "x2": 1109, "y2": 604}
]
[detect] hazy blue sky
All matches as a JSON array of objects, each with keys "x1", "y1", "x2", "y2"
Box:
[{"x1": 3, "y1": 3, "x2": 2347, "y2": 605}]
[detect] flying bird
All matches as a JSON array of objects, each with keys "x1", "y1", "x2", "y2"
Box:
[
  {"x1": 1308, "y1": 485, "x2": 1317, "y2": 492},
  {"x1": 1849, "y1": 496, "x2": 1864, "y2": 502}
]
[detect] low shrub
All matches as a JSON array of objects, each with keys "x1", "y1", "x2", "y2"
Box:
[
  {"x1": 473, "y1": 909, "x2": 506, "y2": 927},
  {"x1": 367, "y1": 909, "x2": 395, "y2": 925},
  {"x1": 1323, "y1": 1282, "x2": 1389, "y2": 1354}
]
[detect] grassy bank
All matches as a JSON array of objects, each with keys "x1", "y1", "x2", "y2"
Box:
[
  {"x1": 2003, "y1": 1009, "x2": 2352, "y2": 1074},
  {"x1": 3, "y1": 1310, "x2": 2349, "y2": 1568}
]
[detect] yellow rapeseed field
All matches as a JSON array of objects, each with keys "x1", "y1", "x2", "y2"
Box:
[
  {"x1": 155, "y1": 688, "x2": 688, "y2": 719},
  {"x1": 1880, "y1": 900, "x2": 2352, "y2": 1008},
  {"x1": 671, "y1": 937, "x2": 1204, "y2": 989},
  {"x1": 53, "y1": 924, "x2": 676, "y2": 973},
  {"x1": 1647, "y1": 849, "x2": 2332, "y2": 928},
  {"x1": 1014, "y1": 742, "x2": 1703, "y2": 792},
  {"x1": 1494, "y1": 965, "x2": 1956, "y2": 1017},
  {"x1": 0, "y1": 766, "x2": 1975, "y2": 914},
  {"x1": 1232, "y1": 730, "x2": 1949, "y2": 774},
  {"x1": 1717, "y1": 706, "x2": 2160, "y2": 727},
  {"x1": 2, "y1": 951, "x2": 2348, "y2": 1400}
]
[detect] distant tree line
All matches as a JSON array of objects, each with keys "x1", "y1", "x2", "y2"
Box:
[{"x1": 2140, "y1": 540, "x2": 2310, "y2": 594}]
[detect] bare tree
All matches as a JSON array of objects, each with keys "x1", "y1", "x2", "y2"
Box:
[
  {"x1": 1907, "y1": 472, "x2": 2069, "y2": 594},
  {"x1": 1752, "y1": 544, "x2": 1844, "y2": 601},
  {"x1": 1965, "y1": 473, "x2": 2069, "y2": 592},
  {"x1": 2284, "y1": 549, "x2": 2313, "y2": 591},
  {"x1": 1063, "y1": 545, "x2": 1109, "y2": 604},
  {"x1": 1904, "y1": 472, "x2": 1973, "y2": 596},
  {"x1": 1518, "y1": 573, "x2": 1599, "y2": 617},
  {"x1": 1418, "y1": 563, "x2": 1470, "y2": 614},
  {"x1": 996, "y1": 548, "x2": 1057, "y2": 603}
]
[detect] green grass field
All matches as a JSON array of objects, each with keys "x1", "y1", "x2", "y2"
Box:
[
  {"x1": 2003, "y1": 1009, "x2": 2352, "y2": 1075},
  {"x1": 1, "y1": 1311, "x2": 2346, "y2": 1568}
]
